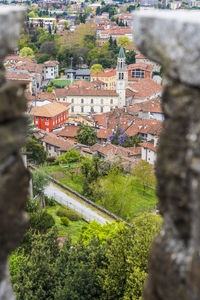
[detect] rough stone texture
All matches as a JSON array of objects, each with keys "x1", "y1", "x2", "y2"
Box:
[
  {"x1": 0, "y1": 7, "x2": 30, "y2": 300},
  {"x1": 133, "y1": 10, "x2": 200, "y2": 87},
  {"x1": 133, "y1": 11, "x2": 200, "y2": 300}
]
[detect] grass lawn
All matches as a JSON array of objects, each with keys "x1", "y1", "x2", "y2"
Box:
[
  {"x1": 129, "y1": 178, "x2": 158, "y2": 216},
  {"x1": 46, "y1": 203, "x2": 87, "y2": 243},
  {"x1": 42, "y1": 164, "x2": 84, "y2": 194},
  {"x1": 50, "y1": 79, "x2": 71, "y2": 87},
  {"x1": 42, "y1": 164, "x2": 158, "y2": 219}
]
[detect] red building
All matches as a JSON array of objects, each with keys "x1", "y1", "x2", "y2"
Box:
[
  {"x1": 127, "y1": 63, "x2": 153, "y2": 83},
  {"x1": 30, "y1": 102, "x2": 70, "y2": 132}
]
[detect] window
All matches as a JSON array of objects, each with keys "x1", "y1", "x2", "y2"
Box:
[
  {"x1": 100, "y1": 107, "x2": 103, "y2": 113},
  {"x1": 71, "y1": 106, "x2": 74, "y2": 113},
  {"x1": 81, "y1": 98, "x2": 84, "y2": 104},
  {"x1": 35, "y1": 121, "x2": 38, "y2": 124},
  {"x1": 41, "y1": 117, "x2": 43, "y2": 120},
  {"x1": 46, "y1": 118, "x2": 49, "y2": 120},
  {"x1": 131, "y1": 69, "x2": 145, "y2": 78},
  {"x1": 81, "y1": 107, "x2": 84, "y2": 113},
  {"x1": 45, "y1": 122, "x2": 49, "y2": 125},
  {"x1": 91, "y1": 99, "x2": 93, "y2": 104},
  {"x1": 119, "y1": 73, "x2": 121, "y2": 80},
  {"x1": 46, "y1": 128, "x2": 49, "y2": 132},
  {"x1": 110, "y1": 99, "x2": 113, "y2": 104},
  {"x1": 91, "y1": 107, "x2": 94, "y2": 113},
  {"x1": 122, "y1": 73, "x2": 124, "y2": 79},
  {"x1": 71, "y1": 98, "x2": 74, "y2": 103},
  {"x1": 101, "y1": 99, "x2": 103, "y2": 104}
]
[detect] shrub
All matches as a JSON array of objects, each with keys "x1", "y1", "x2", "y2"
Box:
[
  {"x1": 25, "y1": 198, "x2": 40, "y2": 213},
  {"x1": 29, "y1": 211, "x2": 55, "y2": 233},
  {"x1": 45, "y1": 196, "x2": 56, "y2": 207},
  {"x1": 56, "y1": 207, "x2": 82, "y2": 221},
  {"x1": 55, "y1": 150, "x2": 81, "y2": 164},
  {"x1": 61, "y1": 217, "x2": 70, "y2": 227}
]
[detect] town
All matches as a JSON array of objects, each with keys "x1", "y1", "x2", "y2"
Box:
[{"x1": 1, "y1": 2, "x2": 200, "y2": 300}]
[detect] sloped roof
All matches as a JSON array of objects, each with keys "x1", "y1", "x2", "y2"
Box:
[
  {"x1": 118, "y1": 46, "x2": 125, "y2": 58},
  {"x1": 30, "y1": 102, "x2": 68, "y2": 117},
  {"x1": 129, "y1": 79, "x2": 162, "y2": 99}
]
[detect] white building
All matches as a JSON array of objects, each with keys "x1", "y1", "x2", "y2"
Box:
[
  {"x1": 43, "y1": 60, "x2": 59, "y2": 80},
  {"x1": 141, "y1": 142, "x2": 157, "y2": 165},
  {"x1": 64, "y1": 88, "x2": 119, "y2": 115}
]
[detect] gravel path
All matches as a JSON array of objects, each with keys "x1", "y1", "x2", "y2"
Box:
[{"x1": 44, "y1": 183, "x2": 111, "y2": 225}]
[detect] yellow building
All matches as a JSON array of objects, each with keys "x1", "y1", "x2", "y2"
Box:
[{"x1": 91, "y1": 69, "x2": 117, "y2": 90}]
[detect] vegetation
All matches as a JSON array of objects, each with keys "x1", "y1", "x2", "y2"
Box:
[
  {"x1": 75, "y1": 125, "x2": 97, "y2": 146},
  {"x1": 55, "y1": 149, "x2": 81, "y2": 164},
  {"x1": 19, "y1": 46, "x2": 35, "y2": 58},
  {"x1": 108, "y1": 127, "x2": 142, "y2": 147},
  {"x1": 90, "y1": 63, "x2": 103, "y2": 73},
  {"x1": 42, "y1": 156, "x2": 158, "y2": 220},
  {"x1": 26, "y1": 138, "x2": 47, "y2": 164},
  {"x1": 9, "y1": 215, "x2": 162, "y2": 300}
]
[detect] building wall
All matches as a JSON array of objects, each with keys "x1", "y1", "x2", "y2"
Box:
[
  {"x1": 34, "y1": 110, "x2": 69, "y2": 132},
  {"x1": 138, "y1": 111, "x2": 164, "y2": 121},
  {"x1": 136, "y1": 58, "x2": 161, "y2": 73},
  {"x1": 44, "y1": 65, "x2": 58, "y2": 80},
  {"x1": 91, "y1": 75, "x2": 116, "y2": 90},
  {"x1": 141, "y1": 148, "x2": 157, "y2": 165},
  {"x1": 64, "y1": 95, "x2": 119, "y2": 114},
  {"x1": 43, "y1": 142, "x2": 59, "y2": 157}
]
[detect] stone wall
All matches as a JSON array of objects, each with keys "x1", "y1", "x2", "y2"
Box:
[
  {"x1": 0, "y1": 7, "x2": 30, "y2": 300},
  {"x1": 133, "y1": 10, "x2": 200, "y2": 300}
]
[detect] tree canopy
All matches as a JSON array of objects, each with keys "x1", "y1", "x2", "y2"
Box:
[
  {"x1": 19, "y1": 47, "x2": 35, "y2": 59},
  {"x1": 75, "y1": 125, "x2": 97, "y2": 146}
]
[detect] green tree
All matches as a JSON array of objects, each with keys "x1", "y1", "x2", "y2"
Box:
[
  {"x1": 32, "y1": 169, "x2": 49, "y2": 197},
  {"x1": 10, "y1": 229, "x2": 60, "y2": 299},
  {"x1": 134, "y1": 160, "x2": 156, "y2": 194},
  {"x1": 75, "y1": 125, "x2": 97, "y2": 146},
  {"x1": 90, "y1": 63, "x2": 103, "y2": 73},
  {"x1": 55, "y1": 149, "x2": 81, "y2": 164},
  {"x1": 26, "y1": 138, "x2": 47, "y2": 164},
  {"x1": 117, "y1": 36, "x2": 132, "y2": 47},
  {"x1": 19, "y1": 46, "x2": 35, "y2": 59},
  {"x1": 101, "y1": 213, "x2": 162, "y2": 299}
]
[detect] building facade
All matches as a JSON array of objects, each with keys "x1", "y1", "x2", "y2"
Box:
[{"x1": 30, "y1": 102, "x2": 69, "y2": 132}]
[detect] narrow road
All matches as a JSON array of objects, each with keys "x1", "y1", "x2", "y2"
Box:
[{"x1": 44, "y1": 183, "x2": 111, "y2": 225}]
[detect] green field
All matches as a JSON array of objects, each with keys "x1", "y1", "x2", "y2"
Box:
[
  {"x1": 46, "y1": 203, "x2": 87, "y2": 242},
  {"x1": 42, "y1": 164, "x2": 158, "y2": 218},
  {"x1": 50, "y1": 79, "x2": 71, "y2": 87}
]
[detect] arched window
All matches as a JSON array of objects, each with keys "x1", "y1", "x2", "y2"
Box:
[
  {"x1": 91, "y1": 99, "x2": 93, "y2": 104},
  {"x1": 81, "y1": 98, "x2": 84, "y2": 104},
  {"x1": 119, "y1": 73, "x2": 121, "y2": 80},
  {"x1": 122, "y1": 73, "x2": 124, "y2": 79}
]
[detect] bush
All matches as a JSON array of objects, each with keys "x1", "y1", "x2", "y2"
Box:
[
  {"x1": 55, "y1": 150, "x2": 81, "y2": 164},
  {"x1": 25, "y1": 198, "x2": 40, "y2": 213},
  {"x1": 56, "y1": 207, "x2": 82, "y2": 221},
  {"x1": 61, "y1": 217, "x2": 70, "y2": 227},
  {"x1": 29, "y1": 211, "x2": 55, "y2": 233},
  {"x1": 45, "y1": 196, "x2": 56, "y2": 207}
]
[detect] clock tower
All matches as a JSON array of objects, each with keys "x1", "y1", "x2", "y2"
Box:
[{"x1": 116, "y1": 46, "x2": 126, "y2": 107}]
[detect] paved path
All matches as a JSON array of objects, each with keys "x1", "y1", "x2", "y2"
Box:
[{"x1": 44, "y1": 183, "x2": 111, "y2": 225}]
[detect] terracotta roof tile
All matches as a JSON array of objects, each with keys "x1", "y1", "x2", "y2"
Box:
[
  {"x1": 140, "y1": 142, "x2": 157, "y2": 152},
  {"x1": 56, "y1": 125, "x2": 79, "y2": 138},
  {"x1": 30, "y1": 102, "x2": 69, "y2": 118},
  {"x1": 67, "y1": 87, "x2": 118, "y2": 97},
  {"x1": 97, "y1": 128, "x2": 113, "y2": 139},
  {"x1": 129, "y1": 79, "x2": 162, "y2": 99}
]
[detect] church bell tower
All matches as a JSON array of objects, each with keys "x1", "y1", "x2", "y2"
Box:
[{"x1": 116, "y1": 46, "x2": 126, "y2": 107}]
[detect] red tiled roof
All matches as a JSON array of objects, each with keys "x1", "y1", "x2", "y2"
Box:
[
  {"x1": 44, "y1": 60, "x2": 59, "y2": 67},
  {"x1": 36, "y1": 92, "x2": 56, "y2": 101},
  {"x1": 92, "y1": 69, "x2": 116, "y2": 78},
  {"x1": 97, "y1": 128, "x2": 113, "y2": 139},
  {"x1": 54, "y1": 88, "x2": 67, "y2": 98},
  {"x1": 56, "y1": 125, "x2": 79, "y2": 138},
  {"x1": 135, "y1": 54, "x2": 147, "y2": 60},
  {"x1": 127, "y1": 62, "x2": 153, "y2": 72},
  {"x1": 93, "y1": 114, "x2": 107, "y2": 127},
  {"x1": 125, "y1": 119, "x2": 162, "y2": 136},
  {"x1": 30, "y1": 102, "x2": 69, "y2": 118},
  {"x1": 6, "y1": 72, "x2": 32, "y2": 82},
  {"x1": 129, "y1": 79, "x2": 162, "y2": 99},
  {"x1": 90, "y1": 143, "x2": 141, "y2": 158},
  {"x1": 67, "y1": 87, "x2": 118, "y2": 97},
  {"x1": 69, "y1": 80, "x2": 92, "y2": 89},
  {"x1": 140, "y1": 142, "x2": 157, "y2": 152}
]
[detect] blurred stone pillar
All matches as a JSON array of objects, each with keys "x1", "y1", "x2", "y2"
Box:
[
  {"x1": 0, "y1": 7, "x2": 30, "y2": 300},
  {"x1": 133, "y1": 11, "x2": 200, "y2": 300}
]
